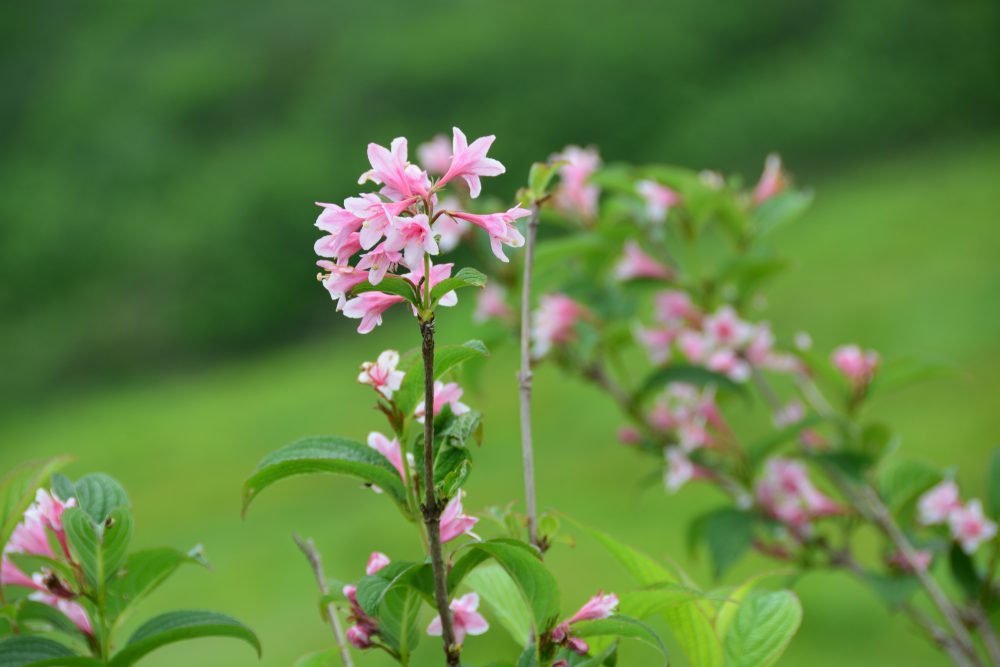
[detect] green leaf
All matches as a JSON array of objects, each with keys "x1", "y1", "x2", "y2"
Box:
[
  {"x1": 862, "y1": 573, "x2": 920, "y2": 609},
  {"x1": 355, "y1": 562, "x2": 433, "y2": 617},
  {"x1": 878, "y1": 458, "x2": 941, "y2": 513},
  {"x1": 0, "y1": 636, "x2": 102, "y2": 667},
  {"x1": 242, "y1": 436, "x2": 410, "y2": 517},
  {"x1": 751, "y1": 190, "x2": 814, "y2": 236},
  {"x1": 72, "y1": 474, "x2": 130, "y2": 524},
  {"x1": 63, "y1": 506, "x2": 133, "y2": 590},
  {"x1": 449, "y1": 539, "x2": 559, "y2": 633},
  {"x1": 107, "y1": 547, "x2": 210, "y2": 622},
  {"x1": 691, "y1": 509, "x2": 755, "y2": 579},
  {"x1": 989, "y1": 449, "x2": 1000, "y2": 520},
  {"x1": 617, "y1": 583, "x2": 706, "y2": 620},
  {"x1": 567, "y1": 518, "x2": 724, "y2": 667},
  {"x1": 465, "y1": 564, "x2": 532, "y2": 647},
  {"x1": 528, "y1": 161, "x2": 560, "y2": 200},
  {"x1": 637, "y1": 364, "x2": 748, "y2": 403},
  {"x1": 376, "y1": 586, "x2": 423, "y2": 658},
  {"x1": 0, "y1": 457, "x2": 72, "y2": 556},
  {"x1": 573, "y1": 615, "x2": 668, "y2": 665},
  {"x1": 349, "y1": 275, "x2": 419, "y2": 307},
  {"x1": 394, "y1": 340, "x2": 490, "y2": 416},
  {"x1": 109, "y1": 610, "x2": 260, "y2": 667},
  {"x1": 17, "y1": 601, "x2": 88, "y2": 640},
  {"x1": 723, "y1": 590, "x2": 802, "y2": 667},
  {"x1": 949, "y1": 544, "x2": 982, "y2": 599},
  {"x1": 430, "y1": 267, "x2": 487, "y2": 303}
]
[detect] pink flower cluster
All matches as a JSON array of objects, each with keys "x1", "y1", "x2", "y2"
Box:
[
  {"x1": 552, "y1": 146, "x2": 601, "y2": 219},
  {"x1": 918, "y1": 481, "x2": 998, "y2": 554},
  {"x1": 342, "y1": 551, "x2": 392, "y2": 649},
  {"x1": 314, "y1": 128, "x2": 525, "y2": 333},
  {"x1": 1, "y1": 489, "x2": 92, "y2": 634},
  {"x1": 531, "y1": 293, "x2": 588, "y2": 359},
  {"x1": 636, "y1": 294, "x2": 798, "y2": 382},
  {"x1": 550, "y1": 592, "x2": 618, "y2": 655},
  {"x1": 755, "y1": 458, "x2": 841, "y2": 535}
]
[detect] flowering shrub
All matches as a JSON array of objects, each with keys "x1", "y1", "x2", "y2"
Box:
[
  {"x1": 472, "y1": 147, "x2": 1000, "y2": 666},
  {"x1": 242, "y1": 130, "x2": 805, "y2": 667},
  {"x1": 0, "y1": 458, "x2": 259, "y2": 665}
]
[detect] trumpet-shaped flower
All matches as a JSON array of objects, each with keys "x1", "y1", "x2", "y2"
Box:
[
  {"x1": 319, "y1": 264, "x2": 368, "y2": 311},
  {"x1": 417, "y1": 134, "x2": 453, "y2": 175},
  {"x1": 437, "y1": 127, "x2": 505, "y2": 198},
  {"x1": 402, "y1": 261, "x2": 458, "y2": 309},
  {"x1": 832, "y1": 345, "x2": 879, "y2": 386},
  {"x1": 449, "y1": 207, "x2": 529, "y2": 262},
  {"x1": 949, "y1": 500, "x2": 997, "y2": 554},
  {"x1": 636, "y1": 179, "x2": 681, "y2": 223},
  {"x1": 531, "y1": 293, "x2": 586, "y2": 358},
  {"x1": 342, "y1": 291, "x2": 406, "y2": 334},
  {"x1": 384, "y1": 213, "x2": 439, "y2": 269},
  {"x1": 552, "y1": 592, "x2": 619, "y2": 655},
  {"x1": 752, "y1": 153, "x2": 787, "y2": 204},
  {"x1": 613, "y1": 240, "x2": 672, "y2": 281},
  {"x1": 654, "y1": 290, "x2": 698, "y2": 326},
  {"x1": 918, "y1": 481, "x2": 961, "y2": 526},
  {"x1": 427, "y1": 593, "x2": 489, "y2": 644},
  {"x1": 552, "y1": 146, "x2": 601, "y2": 219},
  {"x1": 356, "y1": 244, "x2": 403, "y2": 286},
  {"x1": 415, "y1": 381, "x2": 471, "y2": 424},
  {"x1": 367, "y1": 432, "x2": 405, "y2": 480},
  {"x1": 344, "y1": 193, "x2": 416, "y2": 251},
  {"x1": 439, "y1": 494, "x2": 479, "y2": 543},
  {"x1": 358, "y1": 137, "x2": 430, "y2": 201},
  {"x1": 358, "y1": 350, "x2": 405, "y2": 400},
  {"x1": 366, "y1": 551, "x2": 391, "y2": 576}
]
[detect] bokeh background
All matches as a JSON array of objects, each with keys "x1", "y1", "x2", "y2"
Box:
[{"x1": 2, "y1": 1, "x2": 999, "y2": 665}]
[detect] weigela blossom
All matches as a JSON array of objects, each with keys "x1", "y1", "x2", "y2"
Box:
[
  {"x1": 437, "y1": 127, "x2": 505, "y2": 199},
  {"x1": 665, "y1": 448, "x2": 697, "y2": 493},
  {"x1": 358, "y1": 350, "x2": 405, "y2": 400},
  {"x1": 417, "y1": 134, "x2": 453, "y2": 175},
  {"x1": 427, "y1": 593, "x2": 489, "y2": 644},
  {"x1": 613, "y1": 240, "x2": 673, "y2": 281},
  {"x1": 636, "y1": 179, "x2": 681, "y2": 223},
  {"x1": 358, "y1": 137, "x2": 431, "y2": 201},
  {"x1": 704, "y1": 306, "x2": 755, "y2": 349},
  {"x1": 342, "y1": 291, "x2": 406, "y2": 334},
  {"x1": 888, "y1": 549, "x2": 934, "y2": 573},
  {"x1": 449, "y1": 207, "x2": 528, "y2": 262},
  {"x1": 552, "y1": 145, "x2": 601, "y2": 219},
  {"x1": 439, "y1": 493, "x2": 480, "y2": 543},
  {"x1": 654, "y1": 290, "x2": 699, "y2": 326},
  {"x1": 414, "y1": 380, "x2": 470, "y2": 424},
  {"x1": 366, "y1": 551, "x2": 390, "y2": 576},
  {"x1": 756, "y1": 458, "x2": 841, "y2": 534},
  {"x1": 367, "y1": 431, "x2": 406, "y2": 481},
  {"x1": 831, "y1": 344, "x2": 879, "y2": 386},
  {"x1": 752, "y1": 153, "x2": 787, "y2": 204},
  {"x1": 531, "y1": 293, "x2": 587, "y2": 359},
  {"x1": 343, "y1": 552, "x2": 391, "y2": 650},
  {"x1": 949, "y1": 500, "x2": 998, "y2": 554},
  {"x1": 473, "y1": 283, "x2": 514, "y2": 324},
  {"x1": 551, "y1": 592, "x2": 618, "y2": 655},
  {"x1": 917, "y1": 481, "x2": 961, "y2": 526}
]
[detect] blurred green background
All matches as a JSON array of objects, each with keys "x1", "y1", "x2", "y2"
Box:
[{"x1": 2, "y1": 1, "x2": 999, "y2": 665}]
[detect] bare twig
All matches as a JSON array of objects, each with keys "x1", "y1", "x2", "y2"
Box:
[
  {"x1": 293, "y1": 534, "x2": 355, "y2": 667},
  {"x1": 518, "y1": 205, "x2": 541, "y2": 548}
]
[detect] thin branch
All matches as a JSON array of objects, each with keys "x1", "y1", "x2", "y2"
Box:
[
  {"x1": 293, "y1": 534, "x2": 355, "y2": 667},
  {"x1": 518, "y1": 204, "x2": 541, "y2": 548},
  {"x1": 905, "y1": 605, "x2": 977, "y2": 667}
]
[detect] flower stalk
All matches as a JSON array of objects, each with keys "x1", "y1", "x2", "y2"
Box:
[
  {"x1": 518, "y1": 204, "x2": 541, "y2": 548},
  {"x1": 294, "y1": 534, "x2": 355, "y2": 667}
]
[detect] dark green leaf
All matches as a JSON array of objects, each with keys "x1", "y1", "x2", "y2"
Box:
[
  {"x1": 0, "y1": 636, "x2": 102, "y2": 667},
  {"x1": 949, "y1": 544, "x2": 982, "y2": 599},
  {"x1": 63, "y1": 506, "x2": 133, "y2": 590},
  {"x1": 72, "y1": 474, "x2": 130, "y2": 524},
  {"x1": 430, "y1": 267, "x2": 487, "y2": 303},
  {"x1": 637, "y1": 364, "x2": 748, "y2": 403},
  {"x1": 691, "y1": 509, "x2": 755, "y2": 580},
  {"x1": 17, "y1": 601, "x2": 88, "y2": 640},
  {"x1": 862, "y1": 573, "x2": 920, "y2": 609},
  {"x1": 349, "y1": 275, "x2": 419, "y2": 307},
  {"x1": 108, "y1": 547, "x2": 209, "y2": 622},
  {"x1": 723, "y1": 590, "x2": 802, "y2": 667},
  {"x1": 574, "y1": 615, "x2": 668, "y2": 665},
  {"x1": 242, "y1": 436, "x2": 410, "y2": 517},
  {"x1": 109, "y1": 610, "x2": 260, "y2": 667},
  {"x1": 376, "y1": 586, "x2": 423, "y2": 658},
  {"x1": 811, "y1": 451, "x2": 874, "y2": 482}
]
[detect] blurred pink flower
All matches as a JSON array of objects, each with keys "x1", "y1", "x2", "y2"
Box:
[
  {"x1": 366, "y1": 551, "x2": 391, "y2": 576},
  {"x1": 358, "y1": 137, "x2": 431, "y2": 201},
  {"x1": 346, "y1": 624, "x2": 373, "y2": 649},
  {"x1": 28, "y1": 593, "x2": 92, "y2": 635},
  {"x1": 831, "y1": 344, "x2": 879, "y2": 386},
  {"x1": 654, "y1": 290, "x2": 698, "y2": 326},
  {"x1": 417, "y1": 134, "x2": 453, "y2": 175},
  {"x1": 949, "y1": 500, "x2": 997, "y2": 554},
  {"x1": 636, "y1": 179, "x2": 681, "y2": 223},
  {"x1": 473, "y1": 283, "x2": 514, "y2": 324},
  {"x1": 888, "y1": 549, "x2": 933, "y2": 573},
  {"x1": 756, "y1": 458, "x2": 841, "y2": 533},
  {"x1": 552, "y1": 146, "x2": 601, "y2": 219},
  {"x1": 752, "y1": 153, "x2": 787, "y2": 204},
  {"x1": 427, "y1": 592, "x2": 489, "y2": 644},
  {"x1": 635, "y1": 325, "x2": 675, "y2": 365},
  {"x1": 613, "y1": 240, "x2": 672, "y2": 281},
  {"x1": 437, "y1": 127, "x2": 505, "y2": 199},
  {"x1": 342, "y1": 291, "x2": 405, "y2": 334},
  {"x1": 707, "y1": 348, "x2": 751, "y2": 383},
  {"x1": 449, "y1": 207, "x2": 529, "y2": 262},
  {"x1": 358, "y1": 350, "x2": 405, "y2": 400},
  {"x1": 918, "y1": 481, "x2": 961, "y2": 526},
  {"x1": 704, "y1": 306, "x2": 754, "y2": 348},
  {"x1": 531, "y1": 293, "x2": 586, "y2": 358}
]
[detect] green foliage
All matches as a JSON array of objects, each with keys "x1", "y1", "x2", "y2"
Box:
[
  {"x1": 689, "y1": 508, "x2": 755, "y2": 580},
  {"x1": 573, "y1": 615, "x2": 668, "y2": 665},
  {"x1": 877, "y1": 458, "x2": 941, "y2": 513},
  {"x1": 68, "y1": 475, "x2": 131, "y2": 525},
  {"x1": 108, "y1": 611, "x2": 260, "y2": 667},
  {"x1": 465, "y1": 564, "x2": 533, "y2": 647},
  {"x1": 722, "y1": 590, "x2": 802, "y2": 667},
  {"x1": 0, "y1": 636, "x2": 102, "y2": 666},
  {"x1": 430, "y1": 267, "x2": 488, "y2": 304},
  {"x1": 393, "y1": 340, "x2": 489, "y2": 416},
  {"x1": 637, "y1": 365, "x2": 748, "y2": 403},
  {"x1": 242, "y1": 435, "x2": 410, "y2": 517},
  {"x1": 63, "y1": 506, "x2": 133, "y2": 590},
  {"x1": 989, "y1": 449, "x2": 1000, "y2": 520},
  {"x1": 107, "y1": 547, "x2": 210, "y2": 623}
]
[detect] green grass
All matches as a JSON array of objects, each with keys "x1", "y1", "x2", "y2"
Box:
[{"x1": 2, "y1": 139, "x2": 999, "y2": 666}]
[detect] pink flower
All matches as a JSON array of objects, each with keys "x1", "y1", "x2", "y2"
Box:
[
  {"x1": 756, "y1": 458, "x2": 841, "y2": 534},
  {"x1": 314, "y1": 203, "x2": 364, "y2": 263},
  {"x1": 449, "y1": 207, "x2": 529, "y2": 262},
  {"x1": 358, "y1": 350, "x2": 405, "y2": 400},
  {"x1": 28, "y1": 593, "x2": 92, "y2": 635},
  {"x1": 752, "y1": 153, "x2": 787, "y2": 204},
  {"x1": 531, "y1": 293, "x2": 586, "y2": 358},
  {"x1": 617, "y1": 426, "x2": 642, "y2": 445},
  {"x1": 367, "y1": 432, "x2": 406, "y2": 480},
  {"x1": 366, "y1": 551, "x2": 391, "y2": 576},
  {"x1": 319, "y1": 264, "x2": 368, "y2": 312},
  {"x1": 437, "y1": 127, "x2": 505, "y2": 199},
  {"x1": 707, "y1": 348, "x2": 751, "y2": 383},
  {"x1": 552, "y1": 592, "x2": 619, "y2": 655},
  {"x1": 832, "y1": 345, "x2": 879, "y2": 386},
  {"x1": 432, "y1": 196, "x2": 470, "y2": 252},
  {"x1": 417, "y1": 134, "x2": 453, "y2": 175},
  {"x1": 666, "y1": 449, "x2": 698, "y2": 493},
  {"x1": 473, "y1": 283, "x2": 514, "y2": 324},
  {"x1": 356, "y1": 243, "x2": 403, "y2": 286},
  {"x1": 635, "y1": 325, "x2": 675, "y2": 365},
  {"x1": 427, "y1": 593, "x2": 489, "y2": 644},
  {"x1": 704, "y1": 306, "x2": 754, "y2": 348},
  {"x1": 344, "y1": 193, "x2": 416, "y2": 251},
  {"x1": 358, "y1": 137, "x2": 431, "y2": 201},
  {"x1": 346, "y1": 624, "x2": 373, "y2": 649},
  {"x1": 654, "y1": 290, "x2": 699, "y2": 326},
  {"x1": 402, "y1": 261, "x2": 458, "y2": 309},
  {"x1": 552, "y1": 146, "x2": 601, "y2": 219},
  {"x1": 415, "y1": 381, "x2": 471, "y2": 423},
  {"x1": 888, "y1": 549, "x2": 933, "y2": 573},
  {"x1": 949, "y1": 500, "x2": 998, "y2": 554},
  {"x1": 677, "y1": 330, "x2": 710, "y2": 363},
  {"x1": 917, "y1": 481, "x2": 961, "y2": 526},
  {"x1": 384, "y1": 213, "x2": 439, "y2": 269},
  {"x1": 315, "y1": 231, "x2": 362, "y2": 265},
  {"x1": 342, "y1": 291, "x2": 406, "y2": 334},
  {"x1": 613, "y1": 240, "x2": 672, "y2": 281},
  {"x1": 636, "y1": 180, "x2": 681, "y2": 223},
  {"x1": 773, "y1": 400, "x2": 805, "y2": 428},
  {"x1": 438, "y1": 494, "x2": 479, "y2": 543}
]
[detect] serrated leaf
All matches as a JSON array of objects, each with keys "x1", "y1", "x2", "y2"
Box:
[
  {"x1": 574, "y1": 615, "x2": 668, "y2": 665},
  {"x1": 394, "y1": 340, "x2": 490, "y2": 416},
  {"x1": 72, "y1": 474, "x2": 130, "y2": 524},
  {"x1": 0, "y1": 636, "x2": 102, "y2": 667},
  {"x1": 63, "y1": 506, "x2": 133, "y2": 590},
  {"x1": 723, "y1": 590, "x2": 802, "y2": 667},
  {"x1": 637, "y1": 364, "x2": 748, "y2": 403},
  {"x1": 0, "y1": 457, "x2": 73, "y2": 557},
  {"x1": 109, "y1": 610, "x2": 260, "y2": 667},
  {"x1": 430, "y1": 267, "x2": 487, "y2": 304},
  {"x1": 242, "y1": 436, "x2": 410, "y2": 517},
  {"x1": 349, "y1": 275, "x2": 419, "y2": 307},
  {"x1": 465, "y1": 564, "x2": 532, "y2": 647}
]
